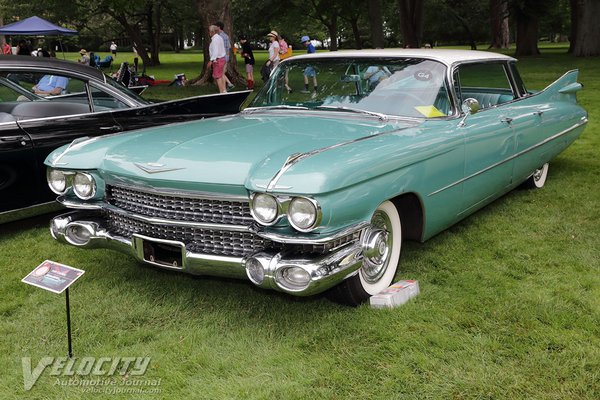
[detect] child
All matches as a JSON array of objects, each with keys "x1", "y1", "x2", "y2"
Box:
[{"x1": 239, "y1": 35, "x2": 255, "y2": 90}]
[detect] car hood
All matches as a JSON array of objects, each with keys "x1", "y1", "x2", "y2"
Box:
[{"x1": 46, "y1": 113, "x2": 417, "y2": 192}]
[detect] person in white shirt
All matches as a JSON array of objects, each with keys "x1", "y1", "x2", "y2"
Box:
[
  {"x1": 266, "y1": 31, "x2": 280, "y2": 69},
  {"x1": 207, "y1": 25, "x2": 226, "y2": 93}
]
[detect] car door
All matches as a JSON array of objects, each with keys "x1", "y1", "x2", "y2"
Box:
[
  {"x1": 0, "y1": 120, "x2": 37, "y2": 213},
  {"x1": 456, "y1": 62, "x2": 518, "y2": 215}
]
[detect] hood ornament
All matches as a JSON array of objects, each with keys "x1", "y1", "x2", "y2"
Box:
[{"x1": 134, "y1": 162, "x2": 185, "y2": 174}]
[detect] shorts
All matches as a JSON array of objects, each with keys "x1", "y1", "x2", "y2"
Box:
[
  {"x1": 245, "y1": 64, "x2": 254, "y2": 75},
  {"x1": 304, "y1": 66, "x2": 316, "y2": 77},
  {"x1": 212, "y1": 57, "x2": 226, "y2": 79}
]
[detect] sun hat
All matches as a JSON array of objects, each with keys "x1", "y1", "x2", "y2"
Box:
[
  {"x1": 266, "y1": 31, "x2": 278, "y2": 38},
  {"x1": 301, "y1": 36, "x2": 310, "y2": 43}
]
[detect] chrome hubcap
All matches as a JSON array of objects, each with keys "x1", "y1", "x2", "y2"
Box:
[
  {"x1": 361, "y1": 210, "x2": 393, "y2": 283},
  {"x1": 533, "y1": 167, "x2": 544, "y2": 181}
]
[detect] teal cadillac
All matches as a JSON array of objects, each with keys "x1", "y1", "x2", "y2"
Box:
[{"x1": 45, "y1": 50, "x2": 587, "y2": 305}]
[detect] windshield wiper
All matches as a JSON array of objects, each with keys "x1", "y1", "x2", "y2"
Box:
[
  {"x1": 315, "y1": 105, "x2": 388, "y2": 121},
  {"x1": 243, "y1": 105, "x2": 309, "y2": 114}
]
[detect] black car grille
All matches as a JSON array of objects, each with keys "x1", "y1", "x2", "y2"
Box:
[{"x1": 106, "y1": 185, "x2": 253, "y2": 226}]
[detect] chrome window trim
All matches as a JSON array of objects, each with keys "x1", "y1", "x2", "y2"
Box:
[
  {"x1": 450, "y1": 60, "x2": 518, "y2": 112},
  {"x1": 0, "y1": 65, "x2": 142, "y2": 110}
]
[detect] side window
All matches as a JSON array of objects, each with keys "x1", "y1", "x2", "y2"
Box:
[
  {"x1": 90, "y1": 86, "x2": 128, "y2": 111},
  {"x1": 457, "y1": 63, "x2": 516, "y2": 109}
]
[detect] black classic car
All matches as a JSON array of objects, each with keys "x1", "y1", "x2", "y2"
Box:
[{"x1": 0, "y1": 56, "x2": 249, "y2": 222}]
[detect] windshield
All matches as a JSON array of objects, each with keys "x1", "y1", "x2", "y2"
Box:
[{"x1": 250, "y1": 57, "x2": 452, "y2": 118}]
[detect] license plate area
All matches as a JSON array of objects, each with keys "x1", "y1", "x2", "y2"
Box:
[{"x1": 137, "y1": 236, "x2": 184, "y2": 270}]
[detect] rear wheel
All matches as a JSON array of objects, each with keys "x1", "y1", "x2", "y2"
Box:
[
  {"x1": 327, "y1": 200, "x2": 402, "y2": 306},
  {"x1": 523, "y1": 163, "x2": 549, "y2": 189}
]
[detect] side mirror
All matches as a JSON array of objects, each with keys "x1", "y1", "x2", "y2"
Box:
[{"x1": 461, "y1": 98, "x2": 480, "y2": 115}]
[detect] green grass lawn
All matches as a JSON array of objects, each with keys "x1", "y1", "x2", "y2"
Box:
[{"x1": 1, "y1": 46, "x2": 599, "y2": 399}]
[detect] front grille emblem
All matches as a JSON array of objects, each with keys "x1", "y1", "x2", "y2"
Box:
[{"x1": 134, "y1": 162, "x2": 184, "y2": 174}]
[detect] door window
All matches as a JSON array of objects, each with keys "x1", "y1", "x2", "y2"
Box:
[
  {"x1": 90, "y1": 85, "x2": 128, "y2": 111},
  {"x1": 457, "y1": 63, "x2": 516, "y2": 109}
]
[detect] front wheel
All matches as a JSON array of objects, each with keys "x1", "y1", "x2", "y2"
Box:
[{"x1": 327, "y1": 200, "x2": 402, "y2": 306}]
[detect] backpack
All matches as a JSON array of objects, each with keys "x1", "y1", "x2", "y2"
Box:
[{"x1": 280, "y1": 45, "x2": 293, "y2": 60}]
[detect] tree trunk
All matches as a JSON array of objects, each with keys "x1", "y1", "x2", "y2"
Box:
[
  {"x1": 514, "y1": 9, "x2": 540, "y2": 56},
  {"x1": 368, "y1": 0, "x2": 385, "y2": 48},
  {"x1": 398, "y1": 0, "x2": 423, "y2": 48},
  {"x1": 489, "y1": 0, "x2": 509, "y2": 49},
  {"x1": 572, "y1": 0, "x2": 600, "y2": 56},
  {"x1": 568, "y1": 0, "x2": 579, "y2": 53},
  {"x1": 191, "y1": 0, "x2": 244, "y2": 85},
  {"x1": 110, "y1": 12, "x2": 155, "y2": 67},
  {"x1": 349, "y1": 18, "x2": 362, "y2": 49},
  {"x1": 326, "y1": 17, "x2": 339, "y2": 51}
]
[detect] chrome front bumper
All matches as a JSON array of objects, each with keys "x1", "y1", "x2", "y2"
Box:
[{"x1": 50, "y1": 211, "x2": 366, "y2": 296}]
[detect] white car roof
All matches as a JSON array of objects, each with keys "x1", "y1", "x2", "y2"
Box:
[{"x1": 288, "y1": 49, "x2": 516, "y2": 67}]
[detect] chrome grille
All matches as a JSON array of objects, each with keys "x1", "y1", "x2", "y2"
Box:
[
  {"x1": 105, "y1": 211, "x2": 279, "y2": 257},
  {"x1": 106, "y1": 185, "x2": 253, "y2": 225}
]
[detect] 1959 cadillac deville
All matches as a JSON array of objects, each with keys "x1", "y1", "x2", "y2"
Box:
[{"x1": 45, "y1": 50, "x2": 587, "y2": 305}]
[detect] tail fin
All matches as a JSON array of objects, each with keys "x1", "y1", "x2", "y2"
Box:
[{"x1": 536, "y1": 70, "x2": 582, "y2": 103}]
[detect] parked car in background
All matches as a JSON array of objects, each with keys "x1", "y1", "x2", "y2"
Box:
[
  {"x1": 45, "y1": 50, "x2": 587, "y2": 305},
  {"x1": 0, "y1": 56, "x2": 250, "y2": 221}
]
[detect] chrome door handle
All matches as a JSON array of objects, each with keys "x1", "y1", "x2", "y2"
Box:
[
  {"x1": 1, "y1": 136, "x2": 26, "y2": 142},
  {"x1": 533, "y1": 110, "x2": 544, "y2": 116},
  {"x1": 500, "y1": 117, "x2": 513, "y2": 124},
  {"x1": 99, "y1": 125, "x2": 121, "y2": 132}
]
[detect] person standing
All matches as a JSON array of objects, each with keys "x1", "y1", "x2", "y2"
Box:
[
  {"x1": 207, "y1": 25, "x2": 226, "y2": 93},
  {"x1": 110, "y1": 41, "x2": 117, "y2": 58},
  {"x1": 266, "y1": 31, "x2": 280, "y2": 70},
  {"x1": 301, "y1": 35, "x2": 318, "y2": 94},
  {"x1": 277, "y1": 34, "x2": 292, "y2": 92},
  {"x1": 239, "y1": 35, "x2": 255, "y2": 90},
  {"x1": 215, "y1": 21, "x2": 234, "y2": 90},
  {"x1": 2, "y1": 40, "x2": 11, "y2": 55},
  {"x1": 78, "y1": 49, "x2": 90, "y2": 65}
]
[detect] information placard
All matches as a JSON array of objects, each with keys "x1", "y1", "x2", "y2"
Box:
[{"x1": 22, "y1": 260, "x2": 85, "y2": 294}]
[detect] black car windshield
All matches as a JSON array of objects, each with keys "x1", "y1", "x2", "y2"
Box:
[{"x1": 250, "y1": 57, "x2": 452, "y2": 118}]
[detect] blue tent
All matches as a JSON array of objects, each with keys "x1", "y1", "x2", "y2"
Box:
[{"x1": 0, "y1": 16, "x2": 78, "y2": 36}]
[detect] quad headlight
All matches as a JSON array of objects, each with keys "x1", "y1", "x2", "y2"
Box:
[
  {"x1": 287, "y1": 196, "x2": 320, "y2": 232},
  {"x1": 47, "y1": 169, "x2": 68, "y2": 195},
  {"x1": 73, "y1": 172, "x2": 96, "y2": 200},
  {"x1": 249, "y1": 193, "x2": 321, "y2": 231},
  {"x1": 250, "y1": 193, "x2": 279, "y2": 225}
]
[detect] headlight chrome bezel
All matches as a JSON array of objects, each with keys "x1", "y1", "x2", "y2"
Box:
[
  {"x1": 72, "y1": 172, "x2": 97, "y2": 200},
  {"x1": 287, "y1": 196, "x2": 322, "y2": 232},
  {"x1": 249, "y1": 193, "x2": 282, "y2": 226},
  {"x1": 47, "y1": 169, "x2": 70, "y2": 195},
  {"x1": 249, "y1": 192, "x2": 321, "y2": 232}
]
